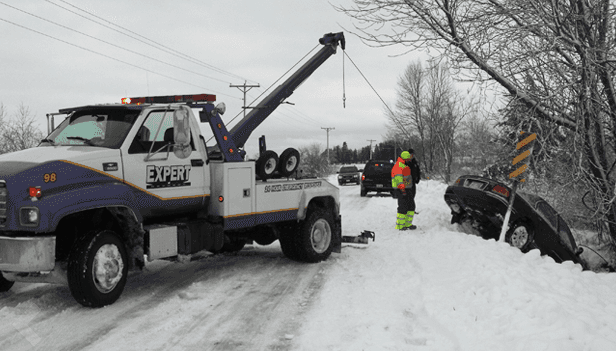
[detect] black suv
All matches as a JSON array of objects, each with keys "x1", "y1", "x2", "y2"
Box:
[
  {"x1": 337, "y1": 165, "x2": 361, "y2": 185},
  {"x1": 360, "y1": 160, "x2": 395, "y2": 197}
]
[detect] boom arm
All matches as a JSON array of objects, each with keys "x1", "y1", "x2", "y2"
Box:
[{"x1": 229, "y1": 32, "x2": 345, "y2": 150}]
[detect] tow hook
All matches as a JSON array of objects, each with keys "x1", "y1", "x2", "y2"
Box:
[{"x1": 342, "y1": 230, "x2": 375, "y2": 244}]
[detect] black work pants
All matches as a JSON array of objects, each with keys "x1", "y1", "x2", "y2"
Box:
[{"x1": 397, "y1": 185, "x2": 416, "y2": 214}]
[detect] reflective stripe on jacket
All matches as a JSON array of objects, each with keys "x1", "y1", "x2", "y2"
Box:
[{"x1": 391, "y1": 157, "x2": 412, "y2": 188}]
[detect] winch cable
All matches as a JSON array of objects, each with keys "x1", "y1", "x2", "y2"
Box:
[{"x1": 342, "y1": 51, "x2": 411, "y2": 138}]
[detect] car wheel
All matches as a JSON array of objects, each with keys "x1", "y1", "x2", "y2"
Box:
[
  {"x1": 278, "y1": 148, "x2": 300, "y2": 177},
  {"x1": 256, "y1": 150, "x2": 279, "y2": 180},
  {"x1": 0, "y1": 272, "x2": 14, "y2": 292},
  {"x1": 68, "y1": 230, "x2": 129, "y2": 307},
  {"x1": 360, "y1": 186, "x2": 367, "y2": 197},
  {"x1": 506, "y1": 221, "x2": 534, "y2": 251}
]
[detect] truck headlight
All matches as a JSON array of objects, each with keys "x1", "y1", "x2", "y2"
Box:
[{"x1": 20, "y1": 207, "x2": 40, "y2": 226}]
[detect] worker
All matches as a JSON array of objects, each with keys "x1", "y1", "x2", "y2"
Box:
[
  {"x1": 407, "y1": 148, "x2": 421, "y2": 215},
  {"x1": 391, "y1": 151, "x2": 416, "y2": 230}
]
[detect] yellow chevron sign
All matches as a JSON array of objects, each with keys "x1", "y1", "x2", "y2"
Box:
[{"x1": 509, "y1": 132, "x2": 536, "y2": 182}]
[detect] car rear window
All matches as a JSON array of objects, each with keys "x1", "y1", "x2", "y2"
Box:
[{"x1": 364, "y1": 162, "x2": 393, "y2": 175}]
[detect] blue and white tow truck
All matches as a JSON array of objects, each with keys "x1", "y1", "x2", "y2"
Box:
[{"x1": 0, "y1": 32, "x2": 346, "y2": 307}]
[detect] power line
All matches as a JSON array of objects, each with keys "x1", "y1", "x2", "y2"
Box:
[
  {"x1": 0, "y1": 16, "x2": 237, "y2": 97},
  {"x1": 45, "y1": 0, "x2": 256, "y2": 84},
  {"x1": 1, "y1": 2, "x2": 240, "y2": 95}
]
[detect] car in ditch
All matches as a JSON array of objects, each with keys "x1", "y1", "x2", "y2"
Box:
[
  {"x1": 360, "y1": 160, "x2": 395, "y2": 197},
  {"x1": 444, "y1": 175, "x2": 586, "y2": 268},
  {"x1": 337, "y1": 165, "x2": 361, "y2": 185}
]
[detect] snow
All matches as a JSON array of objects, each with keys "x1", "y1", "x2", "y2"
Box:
[{"x1": 2, "y1": 177, "x2": 616, "y2": 350}]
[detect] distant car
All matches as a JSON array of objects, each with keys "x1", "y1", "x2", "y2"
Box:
[
  {"x1": 360, "y1": 160, "x2": 395, "y2": 197},
  {"x1": 444, "y1": 175, "x2": 585, "y2": 267},
  {"x1": 337, "y1": 165, "x2": 361, "y2": 185}
]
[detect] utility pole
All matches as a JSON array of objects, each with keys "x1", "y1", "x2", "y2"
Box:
[
  {"x1": 230, "y1": 81, "x2": 260, "y2": 118},
  {"x1": 322, "y1": 127, "x2": 335, "y2": 164},
  {"x1": 367, "y1": 139, "x2": 376, "y2": 160}
]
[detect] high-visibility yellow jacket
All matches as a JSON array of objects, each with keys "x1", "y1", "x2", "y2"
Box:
[{"x1": 391, "y1": 157, "x2": 412, "y2": 189}]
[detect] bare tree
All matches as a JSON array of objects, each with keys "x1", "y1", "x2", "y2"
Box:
[
  {"x1": 298, "y1": 143, "x2": 331, "y2": 178},
  {"x1": 389, "y1": 60, "x2": 469, "y2": 182},
  {"x1": 0, "y1": 103, "x2": 44, "y2": 154},
  {"x1": 337, "y1": 0, "x2": 616, "y2": 243}
]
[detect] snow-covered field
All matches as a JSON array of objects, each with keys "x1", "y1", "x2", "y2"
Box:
[{"x1": 1, "y1": 177, "x2": 616, "y2": 350}]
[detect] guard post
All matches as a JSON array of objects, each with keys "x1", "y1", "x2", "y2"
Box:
[{"x1": 498, "y1": 131, "x2": 536, "y2": 242}]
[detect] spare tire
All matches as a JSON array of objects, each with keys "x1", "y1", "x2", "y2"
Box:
[
  {"x1": 278, "y1": 148, "x2": 301, "y2": 177},
  {"x1": 256, "y1": 150, "x2": 279, "y2": 180}
]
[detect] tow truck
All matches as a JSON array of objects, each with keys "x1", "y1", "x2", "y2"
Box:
[{"x1": 0, "y1": 32, "x2": 346, "y2": 307}]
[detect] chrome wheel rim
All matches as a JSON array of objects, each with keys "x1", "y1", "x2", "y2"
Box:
[
  {"x1": 92, "y1": 244, "x2": 124, "y2": 293},
  {"x1": 510, "y1": 226, "x2": 529, "y2": 249},
  {"x1": 265, "y1": 158, "x2": 277, "y2": 174},
  {"x1": 310, "y1": 219, "x2": 332, "y2": 254},
  {"x1": 285, "y1": 156, "x2": 298, "y2": 171}
]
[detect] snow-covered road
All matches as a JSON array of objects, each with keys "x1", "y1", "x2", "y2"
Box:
[{"x1": 1, "y1": 177, "x2": 616, "y2": 350}]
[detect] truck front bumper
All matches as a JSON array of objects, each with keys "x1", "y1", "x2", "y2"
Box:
[{"x1": 0, "y1": 236, "x2": 55, "y2": 272}]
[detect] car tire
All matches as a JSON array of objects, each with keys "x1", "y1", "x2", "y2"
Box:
[
  {"x1": 0, "y1": 272, "x2": 14, "y2": 292},
  {"x1": 278, "y1": 148, "x2": 300, "y2": 177},
  {"x1": 505, "y1": 221, "x2": 535, "y2": 252},
  {"x1": 360, "y1": 186, "x2": 367, "y2": 197},
  {"x1": 293, "y1": 208, "x2": 334, "y2": 263},
  {"x1": 68, "y1": 230, "x2": 129, "y2": 307},
  {"x1": 256, "y1": 150, "x2": 279, "y2": 180}
]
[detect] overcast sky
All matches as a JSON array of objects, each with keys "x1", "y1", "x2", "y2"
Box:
[{"x1": 0, "y1": 0, "x2": 425, "y2": 158}]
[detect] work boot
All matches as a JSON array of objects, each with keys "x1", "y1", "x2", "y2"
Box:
[{"x1": 407, "y1": 225, "x2": 417, "y2": 230}]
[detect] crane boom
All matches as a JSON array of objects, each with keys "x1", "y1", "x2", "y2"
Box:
[{"x1": 229, "y1": 32, "x2": 345, "y2": 150}]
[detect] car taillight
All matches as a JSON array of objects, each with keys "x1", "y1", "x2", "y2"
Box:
[
  {"x1": 492, "y1": 185, "x2": 509, "y2": 198},
  {"x1": 362, "y1": 175, "x2": 365, "y2": 181}
]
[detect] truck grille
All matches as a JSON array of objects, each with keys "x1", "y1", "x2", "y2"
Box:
[{"x1": 0, "y1": 181, "x2": 6, "y2": 226}]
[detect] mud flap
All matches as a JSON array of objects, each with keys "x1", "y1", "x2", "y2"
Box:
[{"x1": 332, "y1": 214, "x2": 342, "y2": 253}]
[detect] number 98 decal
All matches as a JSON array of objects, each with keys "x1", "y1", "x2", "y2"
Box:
[{"x1": 44, "y1": 173, "x2": 57, "y2": 183}]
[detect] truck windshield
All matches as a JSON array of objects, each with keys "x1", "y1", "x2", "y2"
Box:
[{"x1": 43, "y1": 109, "x2": 139, "y2": 148}]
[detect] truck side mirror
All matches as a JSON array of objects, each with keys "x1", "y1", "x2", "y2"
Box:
[{"x1": 173, "y1": 106, "x2": 192, "y2": 159}]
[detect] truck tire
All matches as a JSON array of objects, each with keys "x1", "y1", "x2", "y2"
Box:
[
  {"x1": 256, "y1": 150, "x2": 279, "y2": 180},
  {"x1": 0, "y1": 272, "x2": 14, "y2": 292},
  {"x1": 278, "y1": 222, "x2": 301, "y2": 261},
  {"x1": 68, "y1": 229, "x2": 129, "y2": 307},
  {"x1": 360, "y1": 186, "x2": 367, "y2": 197},
  {"x1": 219, "y1": 237, "x2": 246, "y2": 253},
  {"x1": 295, "y1": 208, "x2": 334, "y2": 263},
  {"x1": 278, "y1": 148, "x2": 300, "y2": 177}
]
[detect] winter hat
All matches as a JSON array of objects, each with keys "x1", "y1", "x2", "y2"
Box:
[{"x1": 401, "y1": 151, "x2": 411, "y2": 159}]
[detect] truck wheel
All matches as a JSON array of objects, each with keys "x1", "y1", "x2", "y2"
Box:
[
  {"x1": 278, "y1": 222, "x2": 300, "y2": 260},
  {"x1": 256, "y1": 150, "x2": 279, "y2": 180},
  {"x1": 220, "y1": 237, "x2": 246, "y2": 253},
  {"x1": 278, "y1": 148, "x2": 300, "y2": 177},
  {"x1": 68, "y1": 230, "x2": 128, "y2": 307},
  {"x1": 360, "y1": 186, "x2": 367, "y2": 197},
  {"x1": 295, "y1": 208, "x2": 334, "y2": 263},
  {"x1": 506, "y1": 221, "x2": 535, "y2": 252},
  {"x1": 0, "y1": 272, "x2": 14, "y2": 292}
]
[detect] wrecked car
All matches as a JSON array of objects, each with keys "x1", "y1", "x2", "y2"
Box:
[{"x1": 444, "y1": 175, "x2": 585, "y2": 268}]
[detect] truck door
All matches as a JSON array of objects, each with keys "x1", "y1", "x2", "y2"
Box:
[{"x1": 122, "y1": 106, "x2": 208, "y2": 217}]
